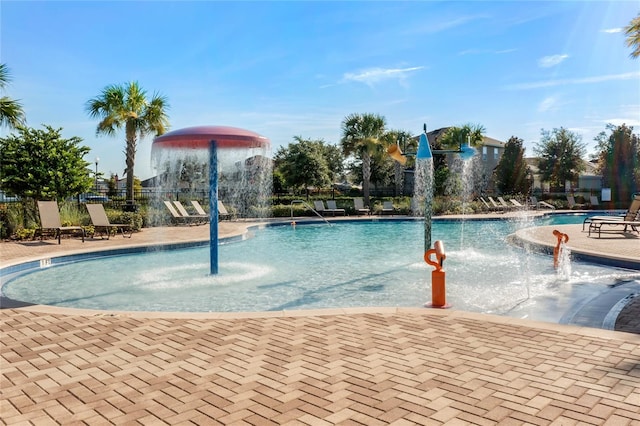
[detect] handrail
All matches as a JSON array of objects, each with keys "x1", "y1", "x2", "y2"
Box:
[{"x1": 290, "y1": 200, "x2": 332, "y2": 225}]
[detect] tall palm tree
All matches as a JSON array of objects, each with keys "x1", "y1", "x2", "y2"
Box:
[
  {"x1": 625, "y1": 13, "x2": 640, "y2": 59},
  {"x1": 0, "y1": 63, "x2": 26, "y2": 129},
  {"x1": 340, "y1": 113, "x2": 386, "y2": 206},
  {"x1": 86, "y1": 81, "x2": 169, "y2": 202}
]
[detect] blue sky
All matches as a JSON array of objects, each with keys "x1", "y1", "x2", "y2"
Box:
[{"x1": 2, "y1": 1, "x2": 639, "y2": 180}]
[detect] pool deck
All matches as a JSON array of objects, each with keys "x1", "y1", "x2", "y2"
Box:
[{"x1": 2, "y1": 212, "x2": 640, "y2": 424}]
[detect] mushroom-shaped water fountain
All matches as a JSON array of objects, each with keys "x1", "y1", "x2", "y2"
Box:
[{"x1": 153, "y1": 126, "x2": 270, "y2": 274}]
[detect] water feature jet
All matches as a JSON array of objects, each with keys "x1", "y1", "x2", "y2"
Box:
[{"x1": 152, "y1": 126, "x2": 270, "y2": 274}]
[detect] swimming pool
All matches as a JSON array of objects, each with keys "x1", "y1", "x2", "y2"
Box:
[{"x1": 2, "y1": 216, "x2": 638, "y2": 323}]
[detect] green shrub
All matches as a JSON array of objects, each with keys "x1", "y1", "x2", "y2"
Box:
[{"x1": 14, "y1": 227, "x2": 36, "y2": 240}]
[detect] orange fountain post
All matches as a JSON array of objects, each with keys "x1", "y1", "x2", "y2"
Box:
[
  {"x1": 552, "y1": 229, "x2": 569, "y2": 269},
  {"x1": 424, "y1": 240, "x2": 450, "y2": 308}
]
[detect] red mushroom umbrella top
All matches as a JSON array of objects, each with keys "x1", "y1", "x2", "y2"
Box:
[{"x1": 152, "y1": 126, "x2": 270, "y2": 150}]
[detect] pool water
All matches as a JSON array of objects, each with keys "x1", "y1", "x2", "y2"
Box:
[{"x1": 2, "y1": 216, "x2": 638, "y2": 323}]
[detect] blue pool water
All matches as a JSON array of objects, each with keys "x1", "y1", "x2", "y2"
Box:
[{"x1": 2, "y1": 215, "x2": 638, "y2": 322}]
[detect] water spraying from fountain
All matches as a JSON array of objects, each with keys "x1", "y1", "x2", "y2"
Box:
[{"x1": 152, "y1": 126, "x2": 271, "y2": 274}]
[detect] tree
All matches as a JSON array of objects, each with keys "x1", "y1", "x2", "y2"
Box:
[
  {"x1": 534, "y1": 127, "x2": 586, "y2": 191},
  {"x1": 340, "y1": 113, "x2": 386, "y2": 206},
  {"x1": 0, "y1": 125, "x2": 93, "y2": 200},
  {"x1": 438, "y1": 123, "x2": 485, "y2": 150},
  {"x1": 494, "y1": 136, "x2": 532, "y2": 195},
  {"x1": 593, "y1": 123, "x2": 640, "y2": 202},
  {"x1": 86, "y1": 81, "x2": 169, "y2": 202},
  {"x1": 274, "y1": 136, "x2": 332, "y2": 196},
  {"x1": 434, "y1": 124, "x2": 485, "y2": 197},
  {"x1": 0, "y1": 63, "x2": 26, "y2": 129},
  {"x1": 625, "y1": 13, "x2": 640, "y2": 59}
]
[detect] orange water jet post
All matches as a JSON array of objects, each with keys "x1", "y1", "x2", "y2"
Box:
[
  {"x1": 552, "y1": 229, "x2": 569, "y2": 269},
  {"x1": 424, "y1": 240, "x2": 451, "y2": 308}
]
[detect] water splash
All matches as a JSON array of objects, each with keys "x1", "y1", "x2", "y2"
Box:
[
  {"x1": 413, "y1": 158, "x2": 434, "y2": 251},
  {"x1": 556, "y1": 242, "x2": 572, "y2": 280}
]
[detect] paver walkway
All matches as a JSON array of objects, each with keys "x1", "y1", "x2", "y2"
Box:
[{"x1": 2, "y1": 215, "x2": 640, "y2": 424}]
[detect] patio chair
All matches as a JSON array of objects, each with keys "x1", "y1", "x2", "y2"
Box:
[
  {"x1": 582, "y1": 195, "x2": 640, "y2": 232},
  {"x1": 529, "y1": 196, "x2": 555, "y2": 210},
  {"x1": 86, "y1": 203, "x2": 132, "y2": 239},
  {"x1": 37, "y1": 200, "x2": 85, "y2": 244},
  {"x1": 217, "y1": 200, "x2": 230, "y2": 221},
  {"x1": 353, "y1": 197, "x2": 370, "y2": 215},
  {"x1": 479, "y1": 197, "x2": 500, "y2": 212},
  {"x1": 173, "y1": 201, "x2": 208, "y2": 224},
  {"x1": 488, "y1": 197, "x2": 508, "y2": 212},
  {"x1": 313, "y1": 200, "x2": 327, "y2": 215},
  {"x1": 326, "y1": 200, "x2": 346, "y2": 216},
  {"x1": 509, "y1": 199, "x2": 526, "y2": 209},
  {"x1": 382, "y1": 201, "x2": 395, "y2": 215},
  {"x1": 163, "y1": 201, "x2": 198, "y2": 225},
  {"x1": 497, "y1": 196, "x2": 516, "y2": 211}
]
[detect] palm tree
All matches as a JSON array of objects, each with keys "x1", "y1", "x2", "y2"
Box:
[
  {"x1": 0, "y1": 63, "x2": 26, "y2": 129},
  {"x1": 625, "y1": 13, "x2": 640, "y2": 59},
  {"x1": 86, "y1": 81, "x2": 169, "y2": 202},
  {"x1": 340, "y1": 113, "x2": 386, "y2": 206},
  {"x1": 438, "y1": 123, "x2": 486, "y2": 149}
]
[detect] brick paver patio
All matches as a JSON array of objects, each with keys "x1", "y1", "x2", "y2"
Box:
[{"x1": 2, "y1": 215, "x2": 639, "y2": 424}]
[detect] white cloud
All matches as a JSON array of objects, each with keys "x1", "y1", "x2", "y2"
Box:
[
  {"x1": 537, "y1": 96, "x2": 558, "y2": 113},
  {"x1": 538, "y1": 54, "x2": 569, "y2": 68},
  {"x1": 342, "y1": 66, "x2": 424, "y2": 86},
  {"x1": 505, "y1": 71, "x2": 640, "y2": 90},
  {"x1": 601, "y1": 28, "x2": 622, "y2": 33}
]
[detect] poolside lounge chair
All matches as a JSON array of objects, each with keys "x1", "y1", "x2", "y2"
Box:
[
  {"x1": 509, "y1": 199, "x2": 526, "y2": 209},
  {"x1": 217, "y1": 200, "x2": 230, "y2": 220},
  {"x1": 529, "y1": 196, "x2": 555, "y2": 210},
  {"x1": 497, "y1": 197, "x2": 516, "y2": 211},
  {"x1": 585, "y1": 195, "x2": 640, "y2": 236},
  {"x1": 86, "y1": 203, "x2": 133, "y2": 239},
  {"x1": 313, "y1": 200, "x2": 328, "y2": 216},
  {"x1": 164, "y1": 201, "x2": 198, "y2": 225},
  {"x1": 37, "y1": 200, "x2": 85, "y2": 244},
  {"x1": 382, "y1": 201, "x2": 395, "y2": 215},
  {"x1": 173, "y1": 201, "x2": 208, "y2": 224},
  {"x1": 326, "y1": 200, "x2": 346, "y2": 216},
  {"x1": 488, "y1": 197, "x2": 508, "y2": 212},
  {"x1": 190, "y1": 200, "x2": 208, "y2": 216},
  {"x1": 479, "y1": 197, "x2": 500, "y2": 212},
  {"x1": 353, "y1": 197, "x2": 370, "y2": 215}
]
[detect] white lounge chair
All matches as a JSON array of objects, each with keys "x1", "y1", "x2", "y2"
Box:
[
  {"x1": 529, "y1": 196, "x2": 555, "y2": 210},
  {"x1": 488, "y1": 197, "x2": 508, "y2": 212},
  {"x1": 326, "y1": 200, "x2": 345, "y2": 216},
  {"x1": 353, "y1": 197, "x2": 370, "y2": 215},
  {"x1": 382, "y1": 201, "x2": 395, "y2": 215},
  {"x1": 217, "y1": 200, "x2": 230, "y2": 220},
  {"x1": 497, "y1": 197, "x2": 516, "y2": 211},
  {"x1": 173, "y1": 201, "x2": 208, "y2": 224},
  {"x1": 509, "y1": 199, "x2": 525, "y2": 209}
]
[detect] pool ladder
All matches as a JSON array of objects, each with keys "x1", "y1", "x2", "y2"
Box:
[{"x1": 290, "y1": 200, "x2": 332, "y2": 226}]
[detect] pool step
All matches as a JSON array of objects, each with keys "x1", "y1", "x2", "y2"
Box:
[{"x1": 560, "y1": 280, "x2": 640, "y2": 329}]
